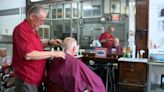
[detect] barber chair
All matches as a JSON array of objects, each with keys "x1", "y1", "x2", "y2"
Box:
[
  {"x1": 47, "y1": 82, "x2": 65, "y2": 92},
  {"x1": 45, "y1": 54, "x2": 92, "y2": 92},
  {"x1": 46, "y1": 81, "x2": 92, "y2": 92},
  {"x1": 45, "y1": 58, "x2": 65, "y2": 92},
  {"x1": 0, "y1": 64, "x2": 15, "y2": 92},
  {"x1": 88, "y1": 62, "x2": 116, "y2": 92}
]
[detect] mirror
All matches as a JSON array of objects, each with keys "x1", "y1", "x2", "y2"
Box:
[
  {"x1": 80, "y1": 0, "x2": 136, "y2": 49},
  {"x1": 34, "y1": 0, "x2": 136, "y2": 50}
]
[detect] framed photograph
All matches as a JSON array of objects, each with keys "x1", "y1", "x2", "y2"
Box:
[
  {"x1": 110, "y1": 0, "x2": 121, "y2": 14},
  {"x1": 95, "y1": 48, "x2": 107, "y2": 58},
  {"x1": 158, "y1": 6, "x2": 164, "y2": 17}
]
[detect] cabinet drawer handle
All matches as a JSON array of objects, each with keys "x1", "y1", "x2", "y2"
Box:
[
  {"x1": 130, "y1": 64, "x2": 134, "y2": 68},
  {"x1": 130, "y1": 69, "x2": 134, "y2": 72},
  {"x1": 123, "y1": 80, "x2": 128, "y2": 83}
]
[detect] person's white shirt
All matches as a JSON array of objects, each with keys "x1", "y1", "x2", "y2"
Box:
[{"x1": 92, "y1": 40, "x2": 101, "y2": 47}]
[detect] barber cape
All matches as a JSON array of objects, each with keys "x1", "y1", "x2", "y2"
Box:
[{"x1": 46, "y1": 53, "x2": 105, "y2": 92}]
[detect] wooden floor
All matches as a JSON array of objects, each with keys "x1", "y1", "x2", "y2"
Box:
[{"x1": 115, "y1": 85, "x2": 145, "y2": 92}]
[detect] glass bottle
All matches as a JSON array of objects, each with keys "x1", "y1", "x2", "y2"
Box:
[{"x1": 122, "y1": 47, "x2": 126, "y2": 57}]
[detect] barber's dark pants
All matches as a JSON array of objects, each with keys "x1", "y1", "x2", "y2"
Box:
[{"x1": 15, "y1": 78, "x2": 38, "y2": 92}]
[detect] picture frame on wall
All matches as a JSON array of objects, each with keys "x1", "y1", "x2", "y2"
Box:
[
  {"x1": 95, "y1": 48, "x2": 107, "y2": 58},
  {"x1": 158, "y1": 6, "x2": 164, "y2": 17},
  {"x1": 110, "y1": 0, "x2": 121, "y2": 14}
]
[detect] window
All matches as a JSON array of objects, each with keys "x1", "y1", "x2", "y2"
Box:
[
  {"x1": 110, "y1": 0, "x2": 121, "y2": 14},
  {"x1": 83, "y1": 0, "x2": 102, "y2": 18},
  {"x1": 52, "y1": 3, "x2": 63, "y2": 19},
  {"x1": 43, "y1": 5, "x2": 50, "y2": 19},
  {"x1": 64, "y1": 3, "x2": 71, "y2": 18},
  {"x1": 57, "y1": 3, "x2": 63, "y2": 19},
  {"x1": 38, "y1": 25, "x2": 50, "y2": 39}
]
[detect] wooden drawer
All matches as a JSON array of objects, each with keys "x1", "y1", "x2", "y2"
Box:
[{"x1": 119, "y1": 62, "x2": 147, "y2": 86}]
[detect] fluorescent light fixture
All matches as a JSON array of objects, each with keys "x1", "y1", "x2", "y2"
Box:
[
  {"x1": 30, "y1": 0, "x2": 43, "y2": 2},
  {"x1": 83, "y1": 6, "x2": 92, "y2": 10}
]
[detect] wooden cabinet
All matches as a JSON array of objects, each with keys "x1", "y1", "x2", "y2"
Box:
[
  {"x1": 135, "y1": 30, "x2": 148, "y2": 58},
  {"x1": 136, "y1": 0, "x2": 148, "y2": 30},
  {"x1": 119, "y1": 62, "x2": 147, "y2": 87},
  {"x1": 135, "y1": 0, "x2": 149, "y2": 58}
]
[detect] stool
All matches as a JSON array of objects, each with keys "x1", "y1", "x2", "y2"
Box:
[{"x1": 161, "y1": 74, "x2": 164, "y2": 88}]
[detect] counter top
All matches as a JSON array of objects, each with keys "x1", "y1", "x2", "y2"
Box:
[
  {"x1": 147, "y1": 61, "x2": 164, "y2": 65},
  {"x1": 76, "y1": 55, "x2": 83, "y2": 58},
  {"x1": 118, "y1": 57, "x2": 148, "y2": 63}
]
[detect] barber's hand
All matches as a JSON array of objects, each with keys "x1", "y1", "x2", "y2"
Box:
[
  {"x1": 52, "y1": 51, "x2": 65, "y2": 59},
  {"x1": 104, "y1": 39, "x2": 109, "y2": 42},
  {"x1": 106, "y1": 38, "x2": 113, "y2": 42},
  {"x1": 58, "y1": 51, "x2": 65, "y2": 59},
  {"x1": 49, "y1": 39, "x2": 62, "y2": 46}
]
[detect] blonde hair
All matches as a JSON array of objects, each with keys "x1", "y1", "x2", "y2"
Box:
[{"x1": 63, "y1": 37, "x2": 77, "y2": 51}]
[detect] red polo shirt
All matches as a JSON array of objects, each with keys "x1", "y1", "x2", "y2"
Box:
[
  {"x1": 99, "y1": 32, "x2": 114, "y2": 48},
  {"x1": 12, "y1": 19, "x2": 46, "y2": 85}
]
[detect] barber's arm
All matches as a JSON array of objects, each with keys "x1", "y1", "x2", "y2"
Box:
[
  {"x1": 25, "y1": 50, "x2": 65, "y2": 60},
  {"x1": 100, "y1": 39, "x2": 107, "y2": 43},
  {"x1": 100, "y1": 37, "x2": 114, "y2": 43},
  {"x1": 42, "y1": 39, "x2": 62, "y2": 48}
]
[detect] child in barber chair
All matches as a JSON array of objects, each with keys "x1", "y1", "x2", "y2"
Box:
[{"x1": 109, "y1": 37, "x2": 122, "y2": 56}]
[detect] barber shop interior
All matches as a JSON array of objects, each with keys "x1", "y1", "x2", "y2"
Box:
[{"x1": 1, "y1": 0, "x2": 164, "y2": 92}]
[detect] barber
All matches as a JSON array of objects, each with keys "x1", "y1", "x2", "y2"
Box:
[
  {"x1": 12, "y1": 4, "x2": 65, "y2": 92},
  {"x1": 99, "y1": 26, "x2": 115, "y2": 51}
]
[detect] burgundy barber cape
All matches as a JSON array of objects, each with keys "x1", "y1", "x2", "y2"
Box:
[{"x1": 47, "y1": 53, "x2": 106, "y2": 92}]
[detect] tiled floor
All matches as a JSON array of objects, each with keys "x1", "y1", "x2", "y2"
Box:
[
  {"x1": 151, "y1": 84, "x2": 164, "y2": 92},
  {"x1": 115, "y1": 84, "x2": 164, "y2": 92},
  {"x1": 1, "y1": 86, "x2": 15, "y2": 92}
]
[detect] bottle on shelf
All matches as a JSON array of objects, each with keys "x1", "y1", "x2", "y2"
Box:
[
  {"x1": 137, "y1": 51, "x2": 140, "y2": 58},
  {"x1": 127, "y1": 47, "x2": 131, "y2": 58},
  {"x1": 122, "y1": 47, "x2": 127, "y2": 57}
]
